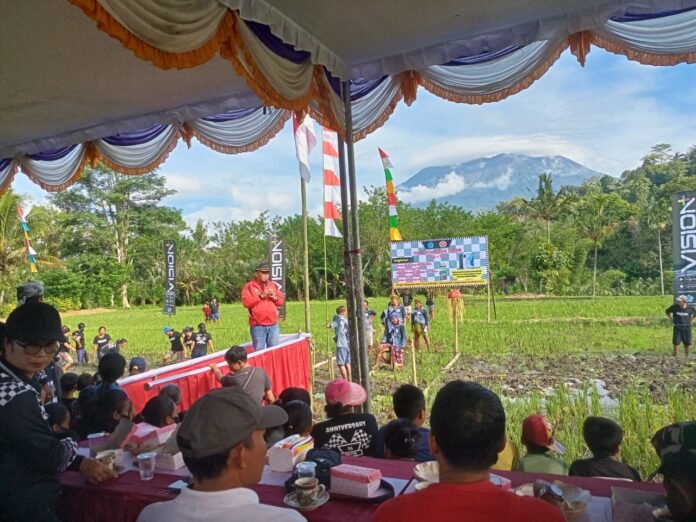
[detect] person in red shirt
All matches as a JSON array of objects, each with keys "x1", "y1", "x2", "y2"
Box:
[
  {"x1": 241, "y1": 263, "x2": 285, "y2": 350},
  {"x1": 372, "y1": 381, "x2": 565, "y2": 522}
]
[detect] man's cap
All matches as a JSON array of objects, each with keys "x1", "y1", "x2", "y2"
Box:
[
  {"x1": 255, "y1": 262, "x2": 271, "y2": 272},
  {"x1": 129, "y1": 356, "x2": 147, "y2": 372},
  {"x1": 325, "y1": 378, "x2": 367, "y2": 406},
  {"x1": 677, "y1": 295, "x2": 688, "y2": 302},
  {"x1": 183, "y1": 326, "x2": 193, "y2": 332},
  {"x1": 162, "y1": 326, "x2": 173, "y2": 333},
  {"x1": 522, "y1": 414, "x2": 565, "y2": 454},
  {"x1": 16, "y1": 281, "x2": 45, "y2": 305},
  {"x1": 5, "y1": 302, "x2": 64, "y2": 343},
  {"x1": 177, "y1": 387, "x2": 287, "y2": 459}
]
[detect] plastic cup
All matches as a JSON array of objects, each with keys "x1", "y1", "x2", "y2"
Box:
[
  {"x1": 137, "y1": 452, "x2": 157, "y2": 481},
  {"x1": 87, "y1": 432, "x2": 108, "y2": 456},
  {"x1": 296, "y1": 461, "x2": 317, "y2": 478}
]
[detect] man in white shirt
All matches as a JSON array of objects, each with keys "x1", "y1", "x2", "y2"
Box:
[{"x1": 137, "y1": 387, "x2": 305, "y2": 522}]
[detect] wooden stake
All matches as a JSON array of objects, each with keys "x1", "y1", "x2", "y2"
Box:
[
  {"x1": 329, "y1": 355, "x2": 335, "y2": 380},
  {"x1": 313, "y1": 358, "x2": 330, "y2": 369},
  {"x1": 487, "y1": 277, "x2": 492, "y2": 323},
  {"x1": 443, "y1": 352, "x2": 461, "y2": 371},
  {"x1": 411, "y1": 338, "x2": 418, "y2": 387}
]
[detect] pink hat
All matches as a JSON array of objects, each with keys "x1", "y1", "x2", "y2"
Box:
[{"x1": 325, "y1": 379, "x2": 367, "y2": 406}]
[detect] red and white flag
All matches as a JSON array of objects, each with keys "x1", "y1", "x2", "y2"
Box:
[
  {"x1": 292, "y1": 112, "x2": 317, "y2": 182},
  {"x1": 322, "y1": 128, "x2": 342, "y2": 237}
]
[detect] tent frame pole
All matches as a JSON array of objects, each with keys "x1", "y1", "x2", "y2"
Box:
[
  {"x1": 342, "y1": 80, "x2": 371, "y2": 412},
  {"x1": 337, "y1": 131, "x2": 361, "y2": 389}
]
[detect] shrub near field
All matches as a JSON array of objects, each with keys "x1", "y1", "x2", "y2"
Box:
[{"x1": 62, "y1": 295, "x2": 694, "y2": 477}]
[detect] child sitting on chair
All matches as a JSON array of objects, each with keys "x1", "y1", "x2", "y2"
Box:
[{"x1": 374, "y1": 313, "x2": 407, "y2": 370}]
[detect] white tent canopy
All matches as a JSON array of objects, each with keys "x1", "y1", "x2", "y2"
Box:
[{"x1": 2, "y1": 0, "x2": 696, "y2": 190}]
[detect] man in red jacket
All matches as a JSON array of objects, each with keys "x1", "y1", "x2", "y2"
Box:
[{"x1": 242, "y1": 263, "x2": 285, "y2": 350}]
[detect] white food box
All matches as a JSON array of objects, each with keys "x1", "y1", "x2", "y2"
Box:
[
  {"x1": 267, "y1": 435, "x2": 314, "y2": 472},
  {"x1": 156, "y1": 451, "x2": 185, "y2": 471}
]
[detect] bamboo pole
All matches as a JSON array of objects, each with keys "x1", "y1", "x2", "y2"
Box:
[
  {"x1": 411, "y1": 337, "x2": 418, "y2": 387},
  {"x1": 342, "y1": 80, "x2": 371, "y2": 413},
  {"x1": 443, "y1": 352, "x2": 461, "y2": 371},
  {"x1": 324, "y1": 234, "x2": 331, "y2": 363},
  {"x1": 300, "y1": 178, "x2": 312, "y2": 333}
]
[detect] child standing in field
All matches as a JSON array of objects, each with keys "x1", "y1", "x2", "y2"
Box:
[
  {"x1": 374, "y1": 313, "x2": 407, "y2": 369},
  {"x1": 201, "y1": 302, "x2": 212, "y2": 323},
  {"x1": 327, "y1": 305, "x2": 351, "y2": 381},
  {"x1": 410, "y1": 299, "x2": 431, "y2": 349}
]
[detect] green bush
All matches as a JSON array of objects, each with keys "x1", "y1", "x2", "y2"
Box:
[{"x1": 45, "y1": 297, "x2": 82, "y2": 312}]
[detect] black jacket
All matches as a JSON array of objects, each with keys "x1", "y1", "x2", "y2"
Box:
[{"x1": 0, "y1": 359, "x2": 82, "y2": 521}]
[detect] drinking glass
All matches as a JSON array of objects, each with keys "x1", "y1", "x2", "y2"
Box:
[
  {"x1": 137, "y1": 452, "x2": 157, "y2": 481},
  {"x1": 296, "y1": 461, "x2": 316, "y2": 478}
]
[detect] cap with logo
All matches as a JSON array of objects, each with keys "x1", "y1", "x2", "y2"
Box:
[
  {"x1": 177, "y1": 387, "x2": 287, "y2": 459},
  {"x1": 677, "y1": 295, "x2": 688, "y2": 302}
]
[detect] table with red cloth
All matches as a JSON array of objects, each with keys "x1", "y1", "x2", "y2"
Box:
[
  {"x1": 118, "y1": 333, "x2": 310, "y2": 412},
  {"x1": 59, "y1": 455, "x2": 664, "y2": 522}
]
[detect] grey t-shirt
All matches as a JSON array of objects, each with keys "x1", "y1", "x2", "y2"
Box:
[{"x1": 220, "y1": 366, "x2": 272, "y2": 404}]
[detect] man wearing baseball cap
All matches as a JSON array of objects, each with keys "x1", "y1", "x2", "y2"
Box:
[
  {"x1": 137, "y1": 387, "x2": 304, "y2": 522},
  {"x1": 514, "y1": 414, "x2": 569, "y2": 475},
  {"x1": 163, "y1": 326, "x2": 185, "y2": 363},
  {"x1": 651, "y1": 421, "x2": 696, "y2": 520},
  {"x1": 0, "y1": 302, "x2": 116, "y2": 521},
  {"x1": 666, "y1": 295, "x2": 696, "y2": 358},
  {"x1": 241, "y1": 262, "x2": 285, "y2": 350}
]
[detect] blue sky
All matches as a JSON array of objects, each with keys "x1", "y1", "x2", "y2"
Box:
[{"x1": 13, "y1": 47, "x2": 696, "y2": 227}]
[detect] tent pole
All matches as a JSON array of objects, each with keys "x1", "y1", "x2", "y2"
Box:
[
  {"x1": 337, "y1": 133, "x2": 361, "y2": 388},
  {"x1": 300, "y1": 178, "x2": 312, "y2": 333},
  {"x1": 342, "y1": 80, "x2": 371, "y2": 413}
]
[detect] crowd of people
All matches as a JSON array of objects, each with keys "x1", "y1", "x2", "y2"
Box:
[{"x1": 3, "y1": 281, "x2": 696, "y2": 521}]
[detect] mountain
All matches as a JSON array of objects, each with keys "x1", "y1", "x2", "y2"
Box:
[{"x1": 397, "y1": 153, "x2": 605, "y2": 210}]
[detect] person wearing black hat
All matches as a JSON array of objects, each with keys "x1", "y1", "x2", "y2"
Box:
[
  {"x1": 241, "y1": 262, "x2": 286, "y2": 350},
  {"x1": 0, "y1": 302, "x2": 116, "y2": 521},
  {"x1": 137, "y1": 387, "x2": 303, "y2": 522}
]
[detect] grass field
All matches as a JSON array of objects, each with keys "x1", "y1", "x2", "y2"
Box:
[{"x1": 62, "y1": 295, "x2": 695, "y2": 477}]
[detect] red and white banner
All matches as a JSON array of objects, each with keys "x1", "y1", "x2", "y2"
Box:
[
  {"x1": 322, "y1": 128, "x2": 342, "y2": 238},
  {"x1": 119, "y1": 334, "x2": 311, "y2": 412}
]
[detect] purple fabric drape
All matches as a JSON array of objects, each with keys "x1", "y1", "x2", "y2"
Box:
[
  {"x1": 613, "y1": 5, "x2": 696, "y2": 22},
  {"x1": 203, "y1": 107, "x2": 261, "y2": 123},
  {"x1": 28, "y1": 146, "x2": 78, "y2": 161},
  {"x1": 245, "y1": 20, "x2": 310, "y2": 63},
  {"x1": 102, "y1": 124, "x2": 168, "y2": 146},
  {"x1": 443, "y1": 45, "x2": 521, "y2": 66},
  {"x1": 0, "y1": 158, "x2": 12, "y2": 171},
  {"x1": 322, "y1": 70, "x2": 388, "y2": 100}
]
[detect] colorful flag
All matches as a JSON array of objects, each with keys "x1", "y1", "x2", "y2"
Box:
[
  {"x1": 378, "y1": 148, "x2": 403, "y2": 241},
  {"x1": 322, "y1": 128, "x2": 342, "y2": 238},
  {"x1": 292, "y1": 112, "x2": 317, "y2": 182},
  {"x1": 16, "y1": 205, "x2": 38, "y2": 272}
]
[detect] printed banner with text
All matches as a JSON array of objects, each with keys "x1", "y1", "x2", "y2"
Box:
[
  {"x1": 391, "y1": 237, "x2": 489, "y2": 288},
  {"x1": 672, "y1": 191, "x2": 696, "y2": 304},
  {"x1": 163, "y1": 240, "x2": 176, "y2": 315},
  {"x1": 268, "y1": 237, "x2": 286, "y2": 319}
]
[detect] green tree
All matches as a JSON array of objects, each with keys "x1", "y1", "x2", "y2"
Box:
[
  {"x1": 521, "y1": 173, "x2": 573, "y2": 243},
  {"x1": 50, "y1": 164, "x2": 184, "y2": 307},
  {"x1": 642, "y1": 196, "x2": 670, "y2": 296},
  {"x1": 576, "y1": 193, "x2": 630, "y2": 296}
]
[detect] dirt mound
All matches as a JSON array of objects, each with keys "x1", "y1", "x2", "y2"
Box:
[{"x1": 61, "y1": 308, "x2": 112, "y2": 317}]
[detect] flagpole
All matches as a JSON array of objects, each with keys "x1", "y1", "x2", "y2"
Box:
[
  {"x1": 324, "y1": 233, "x2": 330, "y2": 358},
  {"x1": 300, "y1": 177, "x2": 312, "y2": 334}
]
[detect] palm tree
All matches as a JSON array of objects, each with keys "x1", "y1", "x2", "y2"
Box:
[
  {"x1": 522, "y1": 173, "x2": 573, "y2": 243},
  {"x1": 577, "y1": 193, "x2": 627, "y2": 296},
  {"x1": 0, "y1": 191, "x2": 62, "y2": 304},
  {"x1": 643, "y1": 196, "x2": 669, "y2": 296}
]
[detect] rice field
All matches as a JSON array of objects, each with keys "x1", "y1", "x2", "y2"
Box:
[{"x1": 62, "y1": 294, "x2": 695, "y2": 477}]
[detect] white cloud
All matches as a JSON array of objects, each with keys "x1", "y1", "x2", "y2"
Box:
[
  {"x1": 163, "y1": 173, "x2": 203, "y2": 193},
  {"x1": 400, "y1": 171, "x2": 465, "y2": 203}
]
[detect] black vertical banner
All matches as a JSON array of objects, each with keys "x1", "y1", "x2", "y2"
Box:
[
  {"x1": 672, "y1": 191, "x2": 696, "y2": 304},
  {"x1": 163, "y1": 240, "x2": 176, "y2": 315},
  {"x1": 269, "y1": 237, "x2": 286, "y2": 319}
]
